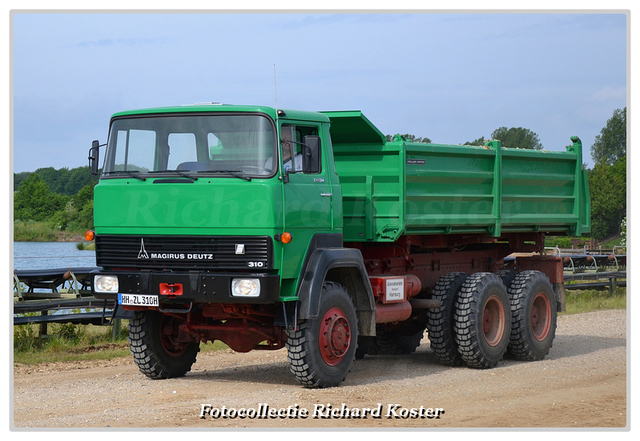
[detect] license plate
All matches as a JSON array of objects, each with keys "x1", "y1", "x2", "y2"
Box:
[{"x1": 118, "y1": 293, "x2": 159, "y2": 307}]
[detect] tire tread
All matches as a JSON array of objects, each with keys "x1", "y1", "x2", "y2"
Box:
[
  {"x1": 454, "y1": 272, "x2": 511, "y2": 369},
  {"x1": 129, "y1": 311, "x2": 199, "y2": 379}
]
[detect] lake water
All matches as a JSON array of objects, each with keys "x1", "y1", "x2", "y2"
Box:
[{"x1": 13, "y1": 242, "x2": 97, "y2": 272}]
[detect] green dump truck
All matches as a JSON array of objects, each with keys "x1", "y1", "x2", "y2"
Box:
[{"x1": 88, "y1": 103, "x2": 590, "y2": 388}]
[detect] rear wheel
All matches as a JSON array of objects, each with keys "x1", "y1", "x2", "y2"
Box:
[
  {"x1": 507, "y1": 270, "x2": 557, "y2": 360},
  {"x1": 427, "y1": 272, "x2": 468, "y2": 366},
  {"x1": 454, "y1": 273, "x2": 511, "y2": 368},
  {"x1": 129, "y1": 310, "x2": 200, "y2": 379},
  {"x1": 286, "y1": 282, "x2": 358, "y2": 388}
]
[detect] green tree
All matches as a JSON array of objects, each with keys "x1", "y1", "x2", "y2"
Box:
[
  {"x1": 35, "y1": 167, "x2": 68, "y2": 194},
  {"x1": 14, "y1": 166, "x2": 97, "y2": 195},
  {"x1": 588, "y1": 156, "x2": 626, "y2": 240},
  {"x1": 76, "y1": 200, "x2": 94, "y2": 230},
  {"x1": 73, "y1": 183, "x2": 95, "y2": 208},
  {"x1": 73, "y1": 183, "x2": 96, "y2": 229},
  {"x1": 386, "y1": 134, "x2": 432, "y2": 143},
  {"x1": 48, "y1": 182, "x2": 97, "y2": 231},
  {"x1": 14, "y1": 174, "x2": 69, "y2": 222},
  {"x1": 464, "y1": 136, "x2": 487, "y2": 146},
  {"x1": 13, "y1": 171, "x2": 31, "y2": 191},
  {"x1": 591, "y1": 107, "x2": 626, "y2": 165},
  {"x1": 491, "y1": 127, "x2": 543, "y2": 150},
  {"x1": 50, "y1": 200, "x2": 78, "y2": 231}
]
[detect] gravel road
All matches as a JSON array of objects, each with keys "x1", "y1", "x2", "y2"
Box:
[{"x1": 13, "y1": 309, "x2": 627, "y2": 429}]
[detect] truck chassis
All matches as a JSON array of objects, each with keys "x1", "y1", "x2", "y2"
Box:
[{"x1": 116, "y1": 231, "x2": 562, "y2": 387}]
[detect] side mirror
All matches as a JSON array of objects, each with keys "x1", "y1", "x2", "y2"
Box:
[
  {"x1": 89, "y1": 140, "x2": 100, "y2": 175},
  {"x1": 302, "y1": 135, "x2": 321, "y2": 174}
]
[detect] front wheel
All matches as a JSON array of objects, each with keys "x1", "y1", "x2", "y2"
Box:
[
  {"x1": 286, "y1": 282, "x2": 358, "y2": 388},
  {"x1": 129, "y1": 310, "x2": 200, "y2": 379}
]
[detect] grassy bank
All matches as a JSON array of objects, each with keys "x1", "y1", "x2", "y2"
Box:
[
  {"x1": 14, "y1": 287, "x2": 626, "y2": 366},
  {"x1": 14, "y1": 220, "x2": 86, "y2": 242},
  {"x1": 13, "y1": 220, "x2": 59, "y2": 242},
  {"x1": 13, "y1": 322, "x2": 131, "y2": 365},
  {"x1": 13, "y1": 320, "x2": 229, "y2": 365},
  {"x1": 564, "y1": 287, "x2": 626, "y2": 314}
]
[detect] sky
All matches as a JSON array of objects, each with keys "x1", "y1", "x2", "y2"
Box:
[{"x1": 10, "y1": 11, "x2": 628, "y2": 173}]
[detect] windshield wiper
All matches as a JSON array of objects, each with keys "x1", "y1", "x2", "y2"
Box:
[
  {"x1": 199, "y1": 169, "x2": 251, "y2": 181},
  {"x1": 148, "y1": 170, "x2": 198, "y2": 181},
  {"x1": 103, "y1": 170, "x2": 146, "y2": 181}
]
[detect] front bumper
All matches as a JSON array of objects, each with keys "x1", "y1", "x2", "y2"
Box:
[{"x1": 91, "y1": 269, "x2": 281, "y2": 305}]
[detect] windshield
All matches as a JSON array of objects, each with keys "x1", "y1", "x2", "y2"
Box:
[{"x1": 102, "y1": 113, "x2": 277, "y2": 178}]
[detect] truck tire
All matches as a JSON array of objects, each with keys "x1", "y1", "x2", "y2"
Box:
[
  {"x1": 286, "y1": 282, "x2": 358, "y2": 388},
  {"x1": 507, "y1": 270, "x2": 557, "y2": 361},
  {"x1": 129, "y1": 310, "x2": 199, "y2": 379},
  {"x1": 427, "y1": 272, "x2": 468, "y2": 366},
  {"x1": 373, "y1": 326, "x2": 424, "y2": 355},
  {"x1": 454, "y1": 273, "x2": 511, "y2": 368}
]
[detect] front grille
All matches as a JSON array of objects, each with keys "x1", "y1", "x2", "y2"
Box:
[{"x1": 95, "y1": 235, "x2": 273, "y2": 270}]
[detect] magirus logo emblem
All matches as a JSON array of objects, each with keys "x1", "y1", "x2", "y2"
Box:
[
  {"x1": 136, "y1": 237, "x2": 214, "y2": 260},
  {"x1": 138, "y1": 238, "x2": 150, "y2": 259}
]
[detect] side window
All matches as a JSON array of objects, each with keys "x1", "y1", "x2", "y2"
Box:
[
  {"x1": 280, "y1": 125, "x2": 298, "y2": 172},
  {"x1": 281, "y1": 124, "x2": 320, "y2": 174}
]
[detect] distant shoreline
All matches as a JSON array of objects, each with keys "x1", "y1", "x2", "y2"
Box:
[
  {"x1": 14, "y1": 235, "x2": 86, "y2": 243},
  {"x1": 13, "y1": 238, "x2": 95, "y2": 250}
]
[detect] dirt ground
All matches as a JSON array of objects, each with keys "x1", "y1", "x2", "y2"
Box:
[{"x1": 12, "y1": 309, "x2": 627, "y2": 429}]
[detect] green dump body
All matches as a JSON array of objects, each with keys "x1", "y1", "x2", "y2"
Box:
[{"x1": 325, "y1": 111, "x2": 590, "y2": 243}]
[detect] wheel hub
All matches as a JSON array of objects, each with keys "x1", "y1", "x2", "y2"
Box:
[
  {"x1": 531, "y1": 292, "x2": 551, "y2": 341},
  {"x1": 482, "y1": 295, "x2": 505, "y2": 347},
  {"x1": 159, "y1": 316, "x2": 190, "y2": 357},
  {"x1": 319, "y1": 307, "x2": 351, "y2": 366}
]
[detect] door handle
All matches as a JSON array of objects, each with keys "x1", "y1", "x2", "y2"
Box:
[{"x1": 320, "y1": 193, "x2": 333, "y2": 197}]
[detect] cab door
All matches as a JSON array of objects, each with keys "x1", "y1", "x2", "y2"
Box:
[{"x1": 280, "y1": 122, "x2": 334, "y2": 280}]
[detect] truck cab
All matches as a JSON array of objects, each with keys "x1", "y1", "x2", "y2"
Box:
[
  {"x1": 92, "y1": 105, "x2": 342, "y2": 300},
  {"x1": 90, "y1": 104, "x2": 373, "y2": 387}
]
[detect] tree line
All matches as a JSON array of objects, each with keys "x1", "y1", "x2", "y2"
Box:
[
  {"x1": 13, "y1": 109, "x2": 626, "y2": 241},
  {"x1": 387, "y1": 127, "x2": 543, "y2": 149},
  {"x1": 587, "y1": 108, "x2": 626, "y2": 240},
  {"x1": 14, "y1": 166, "x2": 98, "y2": 234},
  {"x1": 14, "y1": 166, "x2": 97, "y2": 196}
]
